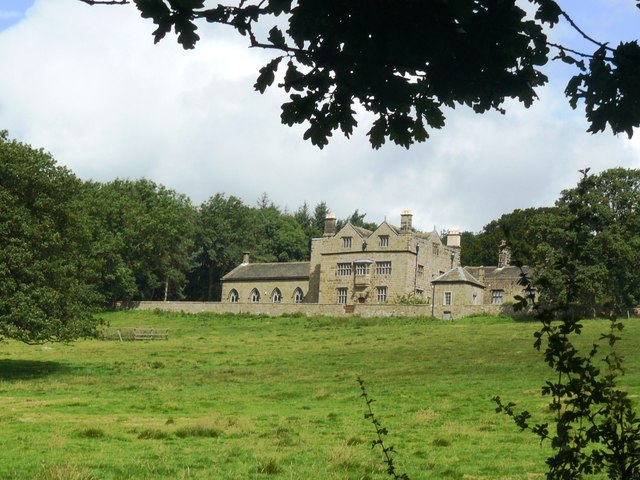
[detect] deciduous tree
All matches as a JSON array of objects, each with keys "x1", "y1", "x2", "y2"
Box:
[
  {"x1": 188, "y1": 193, "x2": 257, "y2": 300},
  {"x1": 85, "y1": 179, "x2": 197, "y2": 305},
  {"x1": 529, "y1": 169, "x2": 640, "y2": 317},
  {"x1": 0, "y1": 131, "x2": 101, "y2": 343}
]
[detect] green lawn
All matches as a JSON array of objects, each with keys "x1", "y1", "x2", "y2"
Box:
[{"x1": 1, "y1": 312, "x2": 639, "y2": 479}]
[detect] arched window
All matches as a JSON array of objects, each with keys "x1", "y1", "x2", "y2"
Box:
[
  {"x1": 229, "y1": 289, "x2": 239, "y2": 303},
  {"x1": 271, "y1": 288, "x2": 282, "y2": 304},
  {"x1": 293, "y1": 288, "x2": 304, "y2": 304},
  {"x1": 250, "y1": 288, "x2": 260, "y2": 303}
]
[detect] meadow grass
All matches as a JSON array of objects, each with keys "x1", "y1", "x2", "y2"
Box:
[{"x1": 0, "y1": 311, "x2": 639, "y2": 479}]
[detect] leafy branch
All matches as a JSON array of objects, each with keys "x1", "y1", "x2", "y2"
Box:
[
  {"x1": 357, "y1": 377, "x2": 410, "y2": 480},
  {"x1": 494, "y1": 315, "x2": 640, "y2": 479}
]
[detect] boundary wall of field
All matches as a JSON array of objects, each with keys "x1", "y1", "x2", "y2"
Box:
[{"x1": 131, "y1": 301, "x2": 509, "y2": 319}]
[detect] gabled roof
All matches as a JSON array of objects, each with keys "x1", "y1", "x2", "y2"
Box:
[
  {"x1": 415, "y1": 229, "x2": 442, "y2": 243},
  {"x1": 376, "y1": 221, "x2": 400, "y2": 235},
  {"x1": 432, "y1": 266, "x2": 484, "y2": 287},
  {"x1": 334, "y1": 222, "x2": 373, "y2": 240},
  {"x1": 352, "y1": 225, "x2": 373, "y2": 238},
  {"x1": 222, "y1": 262, "x2": 310, "y2": 281}
]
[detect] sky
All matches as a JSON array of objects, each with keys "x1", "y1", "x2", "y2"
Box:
[{"x1": 0, "y1": 0, "x2": 639, "y2": 233}]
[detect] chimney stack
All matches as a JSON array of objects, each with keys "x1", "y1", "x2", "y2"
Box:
[
  {"x1": 400, "y1": 210, "x2": 413, "y2": 232},
  {"x1": 323, "y1": 213, "x2": 337, "y2": 237},
  {"x1": 447, "y1": 230, "x2": 461, "y2": 248},
  {"x1": 498, "y1": 240, "x2": 511, "y2": 268},
  {"x1": 242, "y1": 252, "x2": 250, "y2": 264}
]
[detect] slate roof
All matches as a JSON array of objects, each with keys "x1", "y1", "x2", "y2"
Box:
[
  {"x1": 432, "y1": 266, "x2": 484, "y2": 287},
  {"x1": 415, "y1": 229, "x2": 441, "y2": 243},
  {"x1": 222, "y1": 262, "x2": 310, "y2": 281},
  {"x1": 465, "y1": 265, "x2": 532, "y2": 281},
  {"x1": 352, "y1": 226, "x2": 373, "y2": 238}
]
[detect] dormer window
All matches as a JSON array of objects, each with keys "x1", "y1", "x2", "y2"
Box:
[
  {"x1": 342, "y1": 237, "x2": 352, "y2": 248},
  {"x1": 378, "y1": 235, "x2": 389, "y2": 247}
]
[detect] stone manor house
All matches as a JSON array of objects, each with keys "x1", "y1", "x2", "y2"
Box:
[{"x1": 221, "y1": 212, "x2": 529, "y2": 319}]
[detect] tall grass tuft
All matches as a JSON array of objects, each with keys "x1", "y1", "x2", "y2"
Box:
[
  {"x1": 39, "y1": 464, "x2": 96, "y2": 480},
  {"x1": 77, "y1": 428, "x2": 106, "y2": 439},
  {"x1": 255, "y1": 457, "x2": 281, "y2": 475},
  {"x1": 175, "y1": 425, "x2": 222, "y2": 438}
]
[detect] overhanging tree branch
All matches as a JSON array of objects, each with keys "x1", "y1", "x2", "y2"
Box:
[
  {"x1": 76, "y1": 0, "x2": 640, "y2": 146},
  {"x1": 77, "y1": 0, "x2": 129, "y2": 5}
]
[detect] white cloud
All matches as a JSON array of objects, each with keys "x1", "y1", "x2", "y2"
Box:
[{"x1": 0, "y1": 0, "x2": 638, "y2": 234}]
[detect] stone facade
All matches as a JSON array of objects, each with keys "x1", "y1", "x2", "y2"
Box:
[
  {"x1": 309, "y1": 213, "x2": 461, "y2": 305},
  {"x1": 221, "y1": 260, "x2": 309, "y2": 305},
  {"x1": 223, "y1": 211, "x2": 461, "y2": 307},
  {"x1": 220, "y1": 211, "x2": 531, "y2": 319},
  {"x1": 431, "y1": 266, "x2": 485, "y2": 320}
]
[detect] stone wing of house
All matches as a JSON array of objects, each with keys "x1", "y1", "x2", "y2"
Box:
[
  {"x1": 221, "y1": 261, "x2": 310, "y2": 304},
  {"x1": 465, "y1": 265, "x2": 532, "y2": 306}
]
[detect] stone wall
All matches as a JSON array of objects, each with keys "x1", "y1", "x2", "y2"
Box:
[
  {"x1": 131, "y1": 300, "x2": 514, "y2": 319},
  {"x1": 133, "y1": 301, "x2": 346, "y2": 317}
]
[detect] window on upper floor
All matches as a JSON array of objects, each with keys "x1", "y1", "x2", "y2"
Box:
[
  {"x1": 378, "y1": 235, "x2": 389, "y2": 247},
  {"x1": 432, "y1": 243, "x2": 440, "y2": 256},
  {"x1": 355, "y1": 263, "x2": 370, "y2": 275},
  {"x1": 337, "y1": 287, "x2": 348, "y2": 304},
  {"x1": 375, "y1": 261, "x2": 392, "y2": 275},
  {"x1": 491, "y1": 290, "x2": 504, "y2": 305},
  {"x1": 336, "y1": 263, "x2": 352, "y2": 276},
  {"x1": 417, "y1": 264, "x2": 424, "y2": 277},
  {"x1": 377, "y1": 286, "x2": 387, "y2": 303},
  {"x1": 342, "y1": 236, "x2": 352, "y2": 248}
]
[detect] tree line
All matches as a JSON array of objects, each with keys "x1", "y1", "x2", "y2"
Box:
[
  {"x1": 0, "y1": 132, "x2": 388, "y2": 341},
  {"x1": 2, "y1": 131, "x2": 639, "y2": 342}
]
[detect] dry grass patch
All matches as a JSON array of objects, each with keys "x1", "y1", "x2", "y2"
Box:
[
  {"x1": 413, "y1": 407, "x2": 441, "y2": 424},
  {"x1": 38, "y1": 464, "x2": 97, "y2": 480}
]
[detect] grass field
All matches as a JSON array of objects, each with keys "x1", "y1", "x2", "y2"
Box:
[{"x1": 1, "y1": 312, "x2": 639, "y2": 479}]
